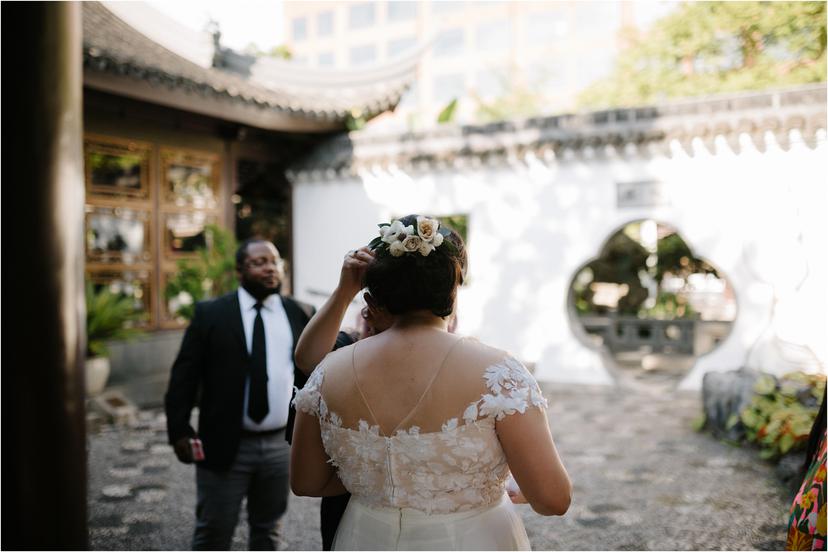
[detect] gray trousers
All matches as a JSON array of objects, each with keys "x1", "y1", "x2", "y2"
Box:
[{"x1": 193, "y1": 431, "x2": 289, "y2": 550}]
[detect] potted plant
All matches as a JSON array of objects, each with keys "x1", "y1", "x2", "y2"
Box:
[{"x1": 85, "y1": 281, "x2": 144, "y2": 395}]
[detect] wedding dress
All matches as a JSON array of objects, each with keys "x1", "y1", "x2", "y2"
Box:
[{"x1": 293, "y1": 339, "x2": 548, "y2": 551}]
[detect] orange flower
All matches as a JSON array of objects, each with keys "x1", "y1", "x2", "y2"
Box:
[
  {"x1": 786, "y1": 527, "x2": 813, "y2": 550},
  {"x1": 800, "y1": 489, "x2": 814, "y2": 511},
  {"x1": 817, "y1": 504, "x2": 826, "y2": 537},
  {"x1": 814, "y1": 463, "x2": 826, "y2": 484}
]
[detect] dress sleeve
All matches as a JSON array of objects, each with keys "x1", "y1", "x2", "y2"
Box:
[
  {"x1": 470, "y1": 356, "x2": 548, "y2": 422},
  {"x1": 293, "y1": 361, "x2": 325, "y2": 417}
]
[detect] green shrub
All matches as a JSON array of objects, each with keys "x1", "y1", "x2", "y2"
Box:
[
  {"x1": 164, "y1": 224, "x2": 238, "y2": 322},
  {"x1": 734, "y1": 371, "x2": 826, "y2": 460},
  {"x1": 86, "y1": 281, "x2": 144, "y2": 357}
]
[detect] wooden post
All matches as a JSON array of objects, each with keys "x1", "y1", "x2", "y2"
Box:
[{"x1": 1, "y1": 2, "x2": 87, "y2": 548}]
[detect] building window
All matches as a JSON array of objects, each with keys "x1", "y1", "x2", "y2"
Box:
[
  {"x1": 317, "y1": 10, "x2": 334, "y2": 36},
  {"x1": 318, "y1": 52, "x2": 335, "y2": 66},
  {"x1": 350, "y1": 44, "x2": 377, "y2": 66},
  {"x1": 525, "y1": 11, "x2": 568, "y2": 43},
  {"x1": 84, "y1": 135, "x2": 224, "y2": 330},
  {"x1": 433, "y1": 28, "x2": 464, "y2": 57},
  {"x1": 388, "y1": 1, "x2": 417, "y2": 21},
  {"x1": 349, "y1": 2, "x2": 375, "y2": 29},
  {"x1": 292, "y1": 17, "x2": 308, "y2": 41},
  {"x1": 475, "y1": 69, "x2": 506, "y2": 99},
  {"x1": 475, "y1": 20, "x2": 511, "y2": 53},
  {"x1": 433, "y1": 73, "x2": 465, "y2": 104},
  {"x1": 84, "y1": 135, "x2": 155, "y2": 327},
  {"x1": 388, "y1": 36, "x2": 417, "y2": 58},
  {"x1": 432, "y1": 1, "x2": 464, "y2": 13}
]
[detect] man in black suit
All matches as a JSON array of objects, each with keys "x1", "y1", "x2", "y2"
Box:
[{"x1": 165, "y1": 238, "x2": 315, "y2": 550}]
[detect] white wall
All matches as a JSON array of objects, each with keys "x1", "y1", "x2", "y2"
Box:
[{"x1": 293, "y1": 131, "x2": 827, "y2": 388}]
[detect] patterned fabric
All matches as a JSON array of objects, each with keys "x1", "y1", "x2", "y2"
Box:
[
  {"x1": 787, "y1": 432, "x2": 827, "y2": 551},
  {"x1": 294, "y1": 356, "x2": 547, "y2": 514}
]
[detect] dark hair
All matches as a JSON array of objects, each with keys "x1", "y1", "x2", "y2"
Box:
[
  {"x1": 235, "y1": 238, "x2": 269, "y2": 268},
  {"x1": 364, "y1": 215, "x2": 467, "y2": 317}
]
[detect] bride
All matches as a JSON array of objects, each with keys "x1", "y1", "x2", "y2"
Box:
[{"x1": 291, "y1": 215, "x2": 571, "y2": 550}]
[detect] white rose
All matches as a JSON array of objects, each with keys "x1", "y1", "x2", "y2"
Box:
[
  {"x1": 432, "y1": 232, "x2": 444, "y2": 247},
  {"x1": 381, "y1": 220, "x2": 406, "y2": 244},
  {"x1": 177, "y1": 291, "x2": 193, "y2": 306},
  {"x1": 416, "y1": 216, "x2": 440, "y2": 241},
  {"x1": 418, "y1": 240, "x2": 435, "y2": 256},
  {"x1": 389, "y1": 241, "x2": 406, "y2": 257},
  {"x1": 402, "y1": 234, "x2": 422, "y2": 253},
  {"x1": 403, "y1": 224, "x2": 415, "y2": 236}
]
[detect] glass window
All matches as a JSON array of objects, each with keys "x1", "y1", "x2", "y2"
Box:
[
  {"x1": 475, "y1": 20, "x2": 511, "y2": 52},
  {"x1": 85, "y1": 138, "x2": 151, "y2": 199},
  {"x1": 163, "y1": 211, "x2": 219, "y2": 257},
  {"x1": 161, "y1": 150, "x2": 220, "y2": 209},
  {"x1": 317, "y1": 11, "x2": 334, "y2": 36},
  {"x1": 432, "y1": 1, "x2": 464, "y2": 13},
  {"x1": 388, "y1": 1, "x2": 417, "y2": 21},
  {"x1": 349, "y1": 2, "x2": 375, "y2": 29},
  {"x1": 475, "y1": 69, "x2": 506, "y2": 99},
  {"x1": 85, "y1": 205, "x2": 152, "y2": 264},
  {"x1": 318, "y1": 52, "x2": 335, "y2": 66},
  {"x1": 388, "y1": 36, "x2": 417, "y2": 58},
  {"x1": 433, "y1": 28, "x2": 464, "y2": 57},
  {"x1": 574, "y1": 1, "x2": 620, "y2": 33},
  {"x1": 85, "y1": 137, "x2": 226, "y2": 330},
  {"x1": 292, "y1": 17, "x2": 308, "y2": 41},
  {"x1": 350, "y1": 44, "x2": 377, "y2": 66},
  {"x1": 525, "y1": 11, "x2": 568, "y2": 43},
  {"x1": 433, "y1": 73, "x2": 465, "y2": 104}
]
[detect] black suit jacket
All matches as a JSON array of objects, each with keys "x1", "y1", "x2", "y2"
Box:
[{"x1": 164, "y1": 291, "x2": 315, "y2": 471}]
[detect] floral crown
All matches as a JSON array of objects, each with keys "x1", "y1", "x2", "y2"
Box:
[{"x1": 367, "y1": 216, "x2": 456, "y2": 257}]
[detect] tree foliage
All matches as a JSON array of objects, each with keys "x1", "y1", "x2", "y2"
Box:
[{"x1": 578, "y1": 1, "x2": 826, "y2": 109}]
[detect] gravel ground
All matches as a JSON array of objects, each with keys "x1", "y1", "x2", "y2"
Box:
[{"x1": 88, "y1": 382, "x2": 792, "y2": 550}]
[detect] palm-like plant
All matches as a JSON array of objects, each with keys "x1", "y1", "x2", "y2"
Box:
[{"x1": 86, "y1": 281, "x2": 144, "y2": 357}]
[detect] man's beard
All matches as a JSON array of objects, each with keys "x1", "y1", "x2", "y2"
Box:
[{"x1": 242, "y1": 280, "x2": 281, "y2": 299}]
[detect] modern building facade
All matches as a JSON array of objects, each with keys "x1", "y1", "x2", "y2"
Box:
[{"x1": 283, "y1": 1, "x2": 674, "y2": 129}]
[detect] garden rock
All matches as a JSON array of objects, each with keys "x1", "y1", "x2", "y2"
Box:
[{"x1": 702, "y1": 368, "x2": 769, "y2": 441}]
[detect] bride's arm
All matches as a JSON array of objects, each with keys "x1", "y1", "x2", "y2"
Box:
[
  {"x1": 289, "y1": 410, "x2": 347, "y2": 497},
  {"x1": 497, "y1": 408, "x2": 571, "y2": 516},
  {"x1": 295, "y1": 247, "x2": 375, "y2": 376}
]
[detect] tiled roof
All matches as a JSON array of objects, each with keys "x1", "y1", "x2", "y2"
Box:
[
  {"x1": 82, "y1": 2, "x2": 418, "y2": 126},
  {"x1": 287, "y1": 84, "x2": 827, "y2": 178}
]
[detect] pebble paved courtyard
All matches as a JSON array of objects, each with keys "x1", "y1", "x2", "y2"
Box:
[{"x1": 88, "y1": 382, "x2": 792, "y2": 550}]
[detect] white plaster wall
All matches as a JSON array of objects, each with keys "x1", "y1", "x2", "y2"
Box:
[{"x1": 293, "y1": 132, "x2": 827, "y2": 388}]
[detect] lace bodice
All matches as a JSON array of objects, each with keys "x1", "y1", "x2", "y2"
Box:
[{"x1": 293, "y1": 354, "x2": 547, "y2": 514}]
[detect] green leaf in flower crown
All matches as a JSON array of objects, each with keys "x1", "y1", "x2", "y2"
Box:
[
  {"x1": 378, "y1": 223, "x2": 390, "y2": 229},
  {"x1": 367, "y1": 236, "x2": 383, "y2": 250}
]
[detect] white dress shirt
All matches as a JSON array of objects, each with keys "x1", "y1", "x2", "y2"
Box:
[{"x1": 238, "y1": 287, "x2": 295, "y2": 431}]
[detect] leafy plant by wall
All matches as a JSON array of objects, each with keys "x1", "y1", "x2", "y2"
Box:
[
  {"x1": 733, "y1": 371, "x2": 826, "y2": 460},
  {"x1": 164, "y1": 224, "x2": 238, "y2": 321},
  {"x1": 85, "y1": 281, "x2": 144, "y2": 357}
]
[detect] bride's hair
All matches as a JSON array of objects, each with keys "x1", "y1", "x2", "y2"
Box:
[{"x1": 364, "y1": 214, "x2": 466, "y2": 317}]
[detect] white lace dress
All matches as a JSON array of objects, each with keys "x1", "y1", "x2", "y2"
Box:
[{"x1": 293, "y1": 353, "x2": 548, "y2": 551}]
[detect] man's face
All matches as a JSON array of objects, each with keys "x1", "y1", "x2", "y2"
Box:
[{"x1": 238, "y1": 241, "x2": 283, "y2": 297}]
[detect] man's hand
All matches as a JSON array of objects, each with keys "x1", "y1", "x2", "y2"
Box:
[{"x1": 173, "y1": 437, "x2": 194, "y2": 464}]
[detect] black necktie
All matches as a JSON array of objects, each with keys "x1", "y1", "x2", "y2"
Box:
[{"x1": 248, "y1": 302, "x2": 269, "y2": 423}]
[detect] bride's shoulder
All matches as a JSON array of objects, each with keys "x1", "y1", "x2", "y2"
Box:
[{"x1": 453, "y1": 336, "x2": 510, "y2": 366}]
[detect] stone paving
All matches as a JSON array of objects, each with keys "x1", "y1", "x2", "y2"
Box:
[{"x1": 88, "y1": 382, "x2": 792, "y2": 550}]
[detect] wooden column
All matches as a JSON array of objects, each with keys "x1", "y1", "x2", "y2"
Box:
[{"x1": 1, "y1": 2, "x2": 87, "y2": 549}]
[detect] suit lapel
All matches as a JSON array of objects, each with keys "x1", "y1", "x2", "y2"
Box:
[
  {"x1": 228, "y1": 292, "x2": 247, "y2": 357},
  {"x1": 280, "y1": 295, "x2": 303, "y2": 353}
]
